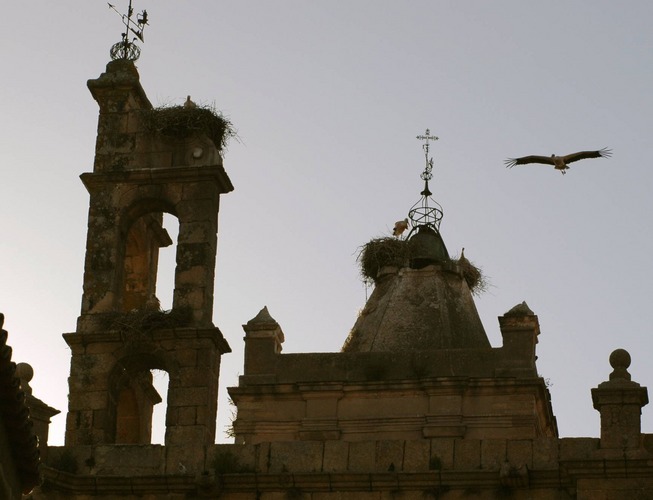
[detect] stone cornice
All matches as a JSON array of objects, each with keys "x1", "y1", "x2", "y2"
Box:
[
  {"x1": 80, "y1": 165, "x2": 234, "y2": 194},
  {"x1": 63, "y1": 326, "x2": 231, "y2": 354}
]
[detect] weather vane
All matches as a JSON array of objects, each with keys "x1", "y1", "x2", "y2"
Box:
[
  {"x1": 108, "y1": 1, "x2": 149, "y2": 61},
  {"x1": 407, "y1": 129, "x2": 444, "y2": 235}
]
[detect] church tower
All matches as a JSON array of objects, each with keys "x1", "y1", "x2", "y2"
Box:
[{"x1": 62, "y1": 55, "x2": 232, "y2": 465}]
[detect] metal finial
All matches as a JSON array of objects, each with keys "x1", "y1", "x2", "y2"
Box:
[
  {"x1": 108, "y1": 1, "x2": 149, "y2": 61},
  {"x1": 416, "y1": 129, "x2": 439, "y2": 183},
  {"x1": 407, "y1": 129, "x2": 444, "y2": 236}
]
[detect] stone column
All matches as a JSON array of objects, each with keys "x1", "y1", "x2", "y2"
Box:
[
  {"x1": 591, "y1": 348, "x2": 648, "y2": 451},
  {"x1": 174, "y1": 196, "x2": 219, "y2": 326}
]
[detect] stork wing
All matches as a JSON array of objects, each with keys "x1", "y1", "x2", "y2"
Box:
[
  {"x1": 562, "y1": 148, "x2": 612, "y2": 164},
  {"x1": 505, "y1": 155, "x2": 554, "y2": 168}
]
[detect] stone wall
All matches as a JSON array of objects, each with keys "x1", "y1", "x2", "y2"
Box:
[
  {"x1": 230, "y1": 306, "x2": 556, "y2": 444},
  {"x1": 37, "y1": 434, "x2": 653, "y2": 498}
]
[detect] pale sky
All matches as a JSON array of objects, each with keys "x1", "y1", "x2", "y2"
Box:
[{"x1": 1, "y1": 1, "x2": 652, "y2": 445}]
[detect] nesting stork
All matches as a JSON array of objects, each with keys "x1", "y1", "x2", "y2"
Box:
[
  {"x1": 505, "y1": 148, "x2": 611, "y2": 174},
  {"x1": 184, "y1": 95, "x2": 197, "y2": 109},
  {"x1": 392, "y1": 218, "x2": 409, "y2": 238}
]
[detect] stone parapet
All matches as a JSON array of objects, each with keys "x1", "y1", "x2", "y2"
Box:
[
  {"x1": 230, "y1": 375, "x2": 557, "y2": 444},
  {"x1": 240, "y1": 347, "x2": 540, "y2": 386},
  {"x1": 36, "y1": 436, "x2": 653, "y2": 498}
]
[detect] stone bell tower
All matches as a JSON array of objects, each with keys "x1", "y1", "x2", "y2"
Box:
[{"x1": 62, "y1": 59, "x2": 233, "y2": 460}]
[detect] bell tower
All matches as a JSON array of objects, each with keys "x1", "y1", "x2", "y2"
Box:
[{"x1": 63, "y1": 57, "x2": 232, "y2": 463}]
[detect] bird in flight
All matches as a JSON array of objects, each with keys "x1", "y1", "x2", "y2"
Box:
[
  {"x1": 392, "y1": 218, "x2": 409, "y2": 237},
  {"x1": 505, "y1": 148, "x2": 611, "y2": 174}
]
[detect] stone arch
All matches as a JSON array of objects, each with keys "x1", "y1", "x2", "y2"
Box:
[
  {"x1": 116, "y1": 198, "x2": 176, "y2": 312},
  {"x1": 106, "y1": 349, "x2": 179, "y2": 444},
  {"x1": 80, "y1": 172, "x2": 223, "y2": 326}
]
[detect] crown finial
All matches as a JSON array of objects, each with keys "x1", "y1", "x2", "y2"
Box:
[{"x1": 108, "y1": 1, "x2": 149, "y2": 61}]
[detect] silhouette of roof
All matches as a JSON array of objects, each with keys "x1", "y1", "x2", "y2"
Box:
[{"x1": 0, "y1": 313, "x2": 40, "y2": 493}]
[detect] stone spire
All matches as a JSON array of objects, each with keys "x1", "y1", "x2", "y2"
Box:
[{"x1": 343, "y1": 132, "x2": 491, "y2": 352}]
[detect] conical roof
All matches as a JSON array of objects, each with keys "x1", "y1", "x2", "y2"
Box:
[{"x1": 343, "y1": 230, "x2": 491, "y2": 352}]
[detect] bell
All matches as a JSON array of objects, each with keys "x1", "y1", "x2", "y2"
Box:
[{"x1": 408, "y1": 225, "x2": 450, "y2": 268}]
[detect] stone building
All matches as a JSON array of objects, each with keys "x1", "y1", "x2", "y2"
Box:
[{"x1": 23, "y1": 59, "x2": 653, "y2": 499}]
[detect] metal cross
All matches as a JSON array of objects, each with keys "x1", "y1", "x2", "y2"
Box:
[
  {"x1": 416, "y1": 129, "x2": 439, "y2": 150},
  {"x1": 416, "y1": 129, "x2": 438, "y2": 181}
]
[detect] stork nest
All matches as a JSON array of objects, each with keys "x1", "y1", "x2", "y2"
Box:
[
  {"x1": 142, "y1": 103, "x2": 235, "y2": 151},
  {"x1": 455, "y1": 252, "x2": 490, "y2": 297},
  {"x1": 357, "y1": 237, "x2": 410, "y2": 283},
  {"x1": 99, "y1": 306, "x2": 193, "y2": 336},
  {"x1": 357, "y1": 237, "x2": 489, "y2": 295}
]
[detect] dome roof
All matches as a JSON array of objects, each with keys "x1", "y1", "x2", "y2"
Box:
[{"x1": 342, "y1": 260, "x2": 491, "y2": 352}]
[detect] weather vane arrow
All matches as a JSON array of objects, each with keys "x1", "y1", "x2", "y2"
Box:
[{"x1": 107, "y1": 1, "x2": 149, "y2": 61}]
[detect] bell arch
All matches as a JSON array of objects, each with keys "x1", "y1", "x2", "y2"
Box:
[
  {"x1": 117, "y1": 198, "x2": 176, "y2": 313},
  {"x1": 106, "y1": 351, "x2": 176, "y2": 444}
]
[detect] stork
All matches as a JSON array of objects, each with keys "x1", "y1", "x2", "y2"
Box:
[
  {"x1": 392, "y1": 218, "x2": 409, "y2": 237},
  {"x1": 505, "y1": 148, "x2": 611, "y2": 174},
  {"x1": 184, "y1": 95, "x2": 197, "y2": 109}
]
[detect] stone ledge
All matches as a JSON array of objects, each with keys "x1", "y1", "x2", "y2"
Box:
[
  {"x1": 80, "y1": 165, "x2": 233, "y2": 194},
  {"x1": 63, "y1": 326, "x2": 231, "y2": 354}
]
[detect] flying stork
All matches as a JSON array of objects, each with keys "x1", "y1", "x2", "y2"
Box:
[{"x1": 505, "y1": 148, "x2": 611, "y2": 174}]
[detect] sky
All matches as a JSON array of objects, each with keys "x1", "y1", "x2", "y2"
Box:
[{"x1": 1, "y1": 1, "x2": 652, "y2": 445}]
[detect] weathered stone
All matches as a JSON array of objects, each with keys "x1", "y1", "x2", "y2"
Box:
[
  {"x1": 533, "y1": 437, "x2": 559, "y2": 470},
  {"x1": 506, "y1": 439, "x2": 533, "y2": 468},
  {"x1": 559, "y1": 437, "x2": 600, "y2": 460},
  {"x1": 176, "y1": 406, "x2": 197, "y2": 426},
  {"x1": 168, "y1": 387, "x2": 209, "y2": 407},
  {"x1": 348, "y1": 441, "x2": 376, "y2": 472},
  {"x1": 375, "y1": 440, "x2": 404, "y2": 472},
  {"x1": 323, "y1": 440, "x2": 349, "y2": 472},
  {"x1": 403, "y1": 440, "x2": 430, "y2": 472},
  {"x1": 342, "y1": 265, "x2": 491, "y2": 352},
  {"x1": 268, "y1": 441, "x2": 323, "y2": 473},
  {"x1": 453, "y1": 439, "x2": 481, "y2": 470},
  {"x1": 93, "y1": 445, "x2": 165, "y2": 475},
  {"x1": 481, "y1": 439, "x2": 506, "y2": 470}
]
